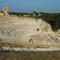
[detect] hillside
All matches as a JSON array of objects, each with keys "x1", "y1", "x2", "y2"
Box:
[{"x1": 0, "y1": 15, "x2": 60, "y2": 48}]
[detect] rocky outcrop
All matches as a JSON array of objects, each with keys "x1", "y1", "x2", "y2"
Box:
[{"x1": 0, "y1": 16, "x2": 60, "y2": 48}]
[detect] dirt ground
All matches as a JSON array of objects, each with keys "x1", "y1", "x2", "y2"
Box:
[{"x1": 0, "y1": 51, "x2": 60, "y2": 60}]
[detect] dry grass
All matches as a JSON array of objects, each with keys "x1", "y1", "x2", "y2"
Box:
[{"x1": 0, "y1": 51, "x2": 60, "y2": 60}]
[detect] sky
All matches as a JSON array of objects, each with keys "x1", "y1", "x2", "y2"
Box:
[{"x1": 0, "y1": 0, "x2": 60, "y2": 13}]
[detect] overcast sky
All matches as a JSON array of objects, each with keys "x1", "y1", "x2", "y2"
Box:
[{"x1": 0, "y1": 0, "x2": 60, "y2": 12}]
